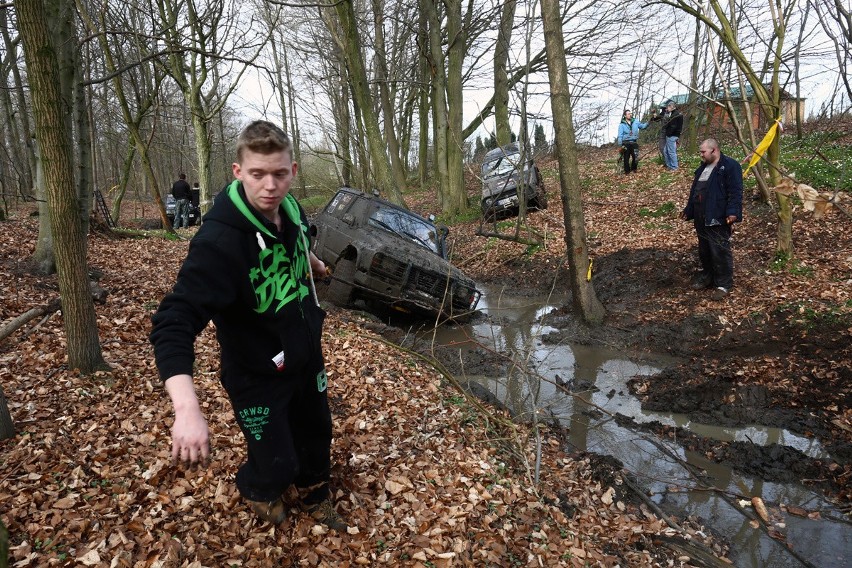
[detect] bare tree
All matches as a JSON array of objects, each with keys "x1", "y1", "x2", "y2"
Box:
[
  {"x1": 0, "y1": 5, "x2": 35, "y2": 202},
  {"x1": 154, "y1": 0, "x2": 264, "y2": 213},
  {"x1": 15, "y1": 0, "x2": 108, "y2": 372},
  {"x1": 810, "y1": 0, "x2": 852, "y2": 105},
  {"x1": 541, "y1": 0, "x2": 604, "y2": 325},
  {"x1": 77, "y1": 0, "x2": 171, "y2": 228},
  {"x1": 321, "y1": 0, "x2": 404, "y2": 204},
  {"x1": 661, "y1": 0, "x2": 798, "y2": 255},
  {"x1": 494, "y1": 0, "x2": 517, "y2": 147}
]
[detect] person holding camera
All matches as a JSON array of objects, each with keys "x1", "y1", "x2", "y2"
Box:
[{"x1": 652, "y1": 99, "x2": 684, "y2": 170}]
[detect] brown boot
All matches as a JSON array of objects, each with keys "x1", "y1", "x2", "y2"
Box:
[
  {"x1": 305, "y1": 498, "x2": 346, "y2": 531},
  {"x1": 246, "y1": 497, "x2": 286, "y2": 524}
]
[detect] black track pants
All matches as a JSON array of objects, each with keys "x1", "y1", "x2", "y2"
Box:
[{"x1": 225, "y1": 365, "x2": 332, "y2": 502}]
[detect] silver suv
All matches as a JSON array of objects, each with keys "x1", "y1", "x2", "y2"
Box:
[
  {"x1": 311, "y1": 188, "x2": 481, "y2": 320},
  {"x1": 481, "y1": 142, "x2": 547, "y2": 220}
]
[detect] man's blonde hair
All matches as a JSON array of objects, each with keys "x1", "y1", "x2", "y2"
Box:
[{"x1": 236, "y1": 120, "x2": 292, "y2": 163}]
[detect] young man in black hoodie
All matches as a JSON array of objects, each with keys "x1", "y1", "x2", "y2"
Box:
[{"x1": 150, "y1": 120, "x2": 344, "y2": 529}]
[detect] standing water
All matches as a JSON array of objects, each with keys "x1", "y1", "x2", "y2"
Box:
[{"x1": 417, "y1": 283, "x2": 850, "y2": 568}]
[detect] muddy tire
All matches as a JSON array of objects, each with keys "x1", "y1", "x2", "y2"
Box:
[
  {"x1": 328, "y1": 258, "x2": 356, "y2": 307},
  {"x1": 482, "y1": 200, "x2": 497, "y2": 222},
  {"x1": 531, "y1": 184, "x2": 548, "y2": 210}
]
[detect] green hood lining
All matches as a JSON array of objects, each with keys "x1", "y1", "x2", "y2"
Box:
[{"x1": 226, "y1": 180, "x2": 303, "y2": 239}]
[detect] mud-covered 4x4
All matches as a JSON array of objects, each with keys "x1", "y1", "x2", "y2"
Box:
[
  {"x1": 481, "y1": 142, "x2": 547, "y2": 220},
  {"x1": 311, "y1": 187, "x2": 481, "y2": 320}
]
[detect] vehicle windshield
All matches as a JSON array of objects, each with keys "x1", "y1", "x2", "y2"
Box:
[
  {"x1": 369, "y1": 207, "x2": 440, "y2": 255},
  {"x1": 482, "y1": 150, "x2": 524, "y2": 178}
]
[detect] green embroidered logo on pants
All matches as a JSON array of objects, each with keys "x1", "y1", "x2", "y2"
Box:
[
  {"x1": 239, "y1": 406, "x2": 270, "y2": 440},
  {"x1": 316, "y1": 369, "x2": 328, "y2": 392}
]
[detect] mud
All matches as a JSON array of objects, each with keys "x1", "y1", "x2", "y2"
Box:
[{"x1": 356, "y1": 244, "x2": 852, "y2": 507}]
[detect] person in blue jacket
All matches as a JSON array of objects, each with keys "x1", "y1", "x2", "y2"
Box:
[
  {"x1": 616, "y1": 109, "x2": 649, "y2": 174},
  {"x1": 680, "y1": 138, "x2": 743, "y2": 301},
  {"x1": 150, "y1": 120, "x2": 345, "y2": 530}
]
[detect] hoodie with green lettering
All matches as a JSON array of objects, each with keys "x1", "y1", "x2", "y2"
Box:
[{"x1": 150, "y1": 180, "x2": 325, "y2": 389}]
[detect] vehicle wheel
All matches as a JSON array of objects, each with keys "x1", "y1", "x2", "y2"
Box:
[
  {"x1": 482, "y1": 200, "x2": 496, "y2": 222},
  {"x1": 327, "y1": 258, "x2": 355, "y2": 307},
  {"x1": 531, "y1": 184, "x2": 548, "y2": 210}
]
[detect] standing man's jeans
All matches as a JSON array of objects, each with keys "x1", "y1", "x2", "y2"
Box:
[
  {"x1": 174, "y1": 198, "x2": 190, "y2": 229},
  {"x1": 663, "y1": 136, "x2": 679, "y2": 170}
]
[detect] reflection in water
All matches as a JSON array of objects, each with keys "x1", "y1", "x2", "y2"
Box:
[{"x1": 417, "y1": 283, "x2": 850, "y2": 568}]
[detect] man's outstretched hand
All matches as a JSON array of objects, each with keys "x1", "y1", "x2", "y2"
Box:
[{"x1": 165, "y1": 374, "x2": 211, "y2": 469}]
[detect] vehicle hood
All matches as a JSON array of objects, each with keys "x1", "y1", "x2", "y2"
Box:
[{"x1": 354, "y1": 228, "x2": 473, "y2": 284}]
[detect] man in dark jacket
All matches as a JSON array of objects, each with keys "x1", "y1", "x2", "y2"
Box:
[
  {"x1": 150, "y1": 120, "x2": 344, "y2": 529},
  {"x1": 652, "y1": 100, "x2": 684, "y2": 170},
  {"x1": 171, "y1": 173, "x2": 192, "y2": 229},
  {"x1": 680, "y1": 138, "x2": 743, "y2": 300}
]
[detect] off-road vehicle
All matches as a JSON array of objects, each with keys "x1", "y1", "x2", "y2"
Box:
[
  {"x1": 481, "y1": 142, "x2": 547, "y2": 220},
  {"x1": 311, "y1": 187, "x2": 481, "y2": 320}
]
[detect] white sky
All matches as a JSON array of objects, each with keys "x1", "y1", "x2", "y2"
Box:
[{"x1": 233, "y1": 2, "x2": 847, "y2": 151}]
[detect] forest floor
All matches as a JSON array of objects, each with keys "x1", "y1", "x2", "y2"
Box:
[{"x1": 0, "y1": 144, "x2": 849, "y2": 567}]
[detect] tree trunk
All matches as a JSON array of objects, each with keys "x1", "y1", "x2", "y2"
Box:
[
  {"x1": 444, "y1": 0, "x2": 467, "y2": 214},
  {"x1": 0, "y1": 384, "x2": 14, "y2": 441},
  {"x1": 494, "y1": 0, "x2": 517, "y2": 147},
  {"x1": 15, "y1": 0, "x2": 108, "y2": 373},
  {"x1": 424, "y1": 0, "x2": 449, "y2": 208},
  {"x1": 685, "y1": 16, "x2": 702, "y2": 154},
  {"x1": 0, "y1": 514, "x2": 9, "y2": 568},
  {"x1": 541, "y1": 0, "x2": 605, "y2": 325},
  {"x1": 333, "y1": 0, "x2": 403, "y2": 205},
  {"x1": 1, "y1": 6, "x2": 36, "y2": 197},
  {"x1": 31, "y1": 138, "x2": 55, "y2": 274},
  {"x1": 417, "y1": 7, "x2": 430, "y2": 190},
  {"x1": 372, "y1": 0, "x2": 408, "y2": 194},
  {"x1": 281, "y1": 39, "x2": 307, "y2": 199},
  {"x1": 190, "y1": 106, "x2": 213, "y2": 214}
]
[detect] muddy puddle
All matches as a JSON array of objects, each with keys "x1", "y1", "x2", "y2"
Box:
[{"x1": 415, "y1": 283, "x2": 850, "y2": 568}]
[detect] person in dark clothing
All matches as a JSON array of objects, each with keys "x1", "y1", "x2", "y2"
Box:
[
  {"x1": 171, "y1": 173, "x2": 192, "y2": 229},
  {"x1": 150, "y1": 120, "x2": 344, "y2": 529},
  {"x1": 616, "y1": 110, "x2": 649, "y2": 174},
  {"x1": 191, "y1": 182, "x2": 200, "y2": 208},
  {"x1": 680, "y1": 138, "x2": 743, "y2": 300},
  {"x1": 652, "y1": 100, "x2": 684, "y2": 170}
]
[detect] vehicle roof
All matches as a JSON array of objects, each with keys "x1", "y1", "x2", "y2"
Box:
[
  {"x1": 483, "y1": 141, "x2": 523, "y2": 161},
  {"x1": 332, "y1": 187, "x2": 436, "y2": 226}
]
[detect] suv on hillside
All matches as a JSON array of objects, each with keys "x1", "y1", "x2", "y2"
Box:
[
  {"x1": 311, "y1": 187, "x2": 481, "y2": 320},
  {"x1": 481, "y1": 142, "x2": 547, "y2": 220}
]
